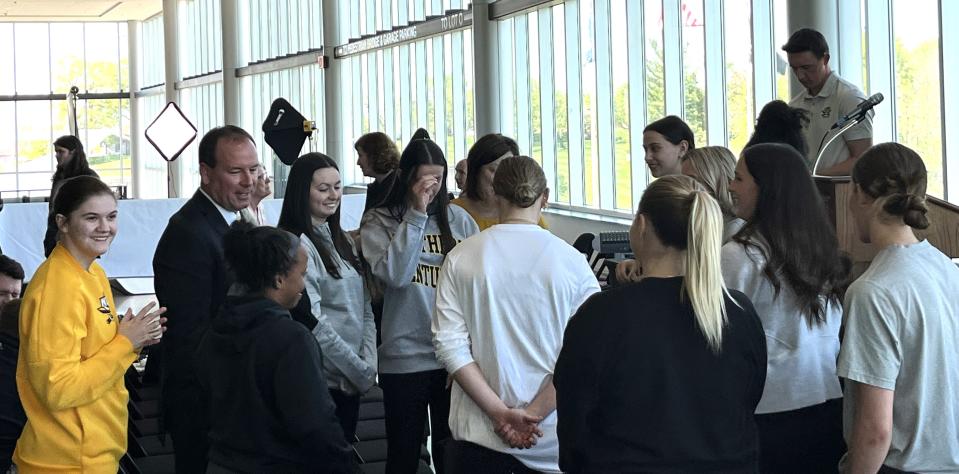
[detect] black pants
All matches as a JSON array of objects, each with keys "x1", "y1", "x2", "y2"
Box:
[
  {"x1": 755, "y1": 398, "x2": 845, "y2": 474},
  {"x1": 330, "y1": 389, "x2": 361, "y2": 442},
  {"x1": 445, "y1": 439, "x2": 542, "y2": 474},
  {"x1": 164, "y1": 383, "x2": 210, "y2": 474},
  {"x1": 380, "y1": 369, "x2": 451, "y2": 474}
]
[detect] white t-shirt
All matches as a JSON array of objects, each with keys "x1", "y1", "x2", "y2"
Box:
[
  {"x1": 789, "y1": 72, "x2": 873, "y2": 172},
  {"x1": 838, "y1": 240, "x2": 959, "y2": 472},
  {"x1": 432, "y1": 224, "x2": 600, "y2": 473},
  {"x1": 721, "y1": 237, "x2": 843, "y2": 414}
]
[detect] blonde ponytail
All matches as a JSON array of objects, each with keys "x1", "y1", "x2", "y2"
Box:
[{"x1": 684, "y1": 190, "x2": 731, "y2": 353}]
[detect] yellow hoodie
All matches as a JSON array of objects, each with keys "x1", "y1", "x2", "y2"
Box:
[{"x1": 14, "y1": 245, "x2": 137, "y2": 473}]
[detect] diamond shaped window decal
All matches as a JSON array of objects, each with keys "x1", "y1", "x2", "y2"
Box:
[{"x1": 144, "y1": 102, "x2": 198, "y2": 162}]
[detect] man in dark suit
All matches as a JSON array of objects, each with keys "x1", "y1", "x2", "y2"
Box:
[{"x1": 153, "y1": 125, "x2": 260, "y2": 473}]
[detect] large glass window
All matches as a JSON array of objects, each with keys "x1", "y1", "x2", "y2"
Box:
[
  {"x1": 1, "y1": 22, "x2": 130, "y2": 199},
  {"x1": 892, "y1": 0, "x2": 943, "y2": 197},
  {"x1": 724, "y1": 0, "x2": 755, "y2": 154},
  {"x1": 336, "y1": 26, "x2": 474, "y2": 188}
]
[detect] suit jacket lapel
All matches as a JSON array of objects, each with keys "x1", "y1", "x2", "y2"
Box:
[{"x1": 190, "y1": 190, "x2": 230, "y2": 239}]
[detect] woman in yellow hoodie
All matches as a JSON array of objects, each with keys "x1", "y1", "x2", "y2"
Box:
[{"x1": 14, "y1": 176, "x2": 166, "y2": 473}]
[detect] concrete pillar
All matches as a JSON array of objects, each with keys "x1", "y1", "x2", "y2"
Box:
[
  {"x1": 471, "y1": 0, "x2": 499, "y2": 136},
  {"x1": 221, "y1": 0, "x2": 240, "y2": 126},
  {"x1": 322, "y1": 0, "x2": 344, "y2": 169},
  {"x1": 162, "y1": 0, "x2": 182, "y2": 197},
  {"x1": 127, "y1": 20, "x2": 143, "y2": 199}
]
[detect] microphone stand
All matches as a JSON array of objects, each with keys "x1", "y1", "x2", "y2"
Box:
[{"x1": 812, "y1": 113, "x2": 867, "y2": 178}]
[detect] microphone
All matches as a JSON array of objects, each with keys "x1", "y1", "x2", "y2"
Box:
[{"x1": 832, "y1": 93, "x2": 883, "y2": 129}]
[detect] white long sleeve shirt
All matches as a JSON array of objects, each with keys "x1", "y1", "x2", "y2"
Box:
[
  {"x1": 721, "y1": 237, "x2": 843, "y2": 414},
  {"x1": 433, "y1": 224, "x2": 600, "y2": 473}
]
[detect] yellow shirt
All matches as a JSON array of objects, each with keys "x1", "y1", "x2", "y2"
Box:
[
  {"x1": 450, "y1": 197, "x2": 549, "y2": 231},
  {"x1": 14, "y1": 245, "x2": 137, "y2": 473}
]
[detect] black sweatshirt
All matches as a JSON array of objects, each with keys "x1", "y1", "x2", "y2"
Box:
[
  {"x1": 196, "y1": 296, "x2": 353, "y2": 473},
  {"x1": 0, "y1": 331, "x2": 25, "y2": 468},
  {"x1": 554, "y1": 277, "x2": 767, "y2": 474}
]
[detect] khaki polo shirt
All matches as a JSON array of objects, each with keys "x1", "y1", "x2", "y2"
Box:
[{"x1": 789, "y1": 72, "x2": 873, "y2": 172}]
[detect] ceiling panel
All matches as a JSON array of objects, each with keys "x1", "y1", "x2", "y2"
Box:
[{"x1": 0, "y1": 0, "x2": 162, "y2": 21}]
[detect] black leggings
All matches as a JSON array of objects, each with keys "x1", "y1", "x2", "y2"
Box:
[
  {"x1": 380, "y1": 369, "x2": 451, "y2": 474},
  {"x1": 329, "y1": 389, "x2": 360, "y2": 443},
  {"x1": 755, "y1": 398, "x2": 846, "y2": 474}
]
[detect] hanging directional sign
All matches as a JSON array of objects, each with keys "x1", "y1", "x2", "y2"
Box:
[{"x1": 144, "y1": 102, "x2": 198, "y2": 162}]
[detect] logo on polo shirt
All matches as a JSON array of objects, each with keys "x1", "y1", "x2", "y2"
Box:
[
  {"x1": 821, "y1": 106, "x2": 831, "y2": 118},
  {"x1": 97, "y1": 295, "x2": 114, "y2": 323}
]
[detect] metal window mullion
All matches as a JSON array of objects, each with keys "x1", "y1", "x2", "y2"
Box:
[
  {"x1": 214, "y1": 0, "x2": 222, "y2": 70},
  {"x1": 303, "y1": 0, "x2": 313, "y2": 50},
  {"x1": 565, "y1": 1, "x2": 585, "y2": 207},
  {"x1": 352, "y1": 58, "x2": 363, "y2": 164},
  {"x1": 383, "y1": 0, "x2": 393, "y2": 30},
  {"x1": 376, "y1": 51, "x2": 385, "y2": 131},
  {"x1": 444, "y1": 34, "x2": 454, "y2": 165},
  {"x1": 498, "y1": 18, "x2": 516, "y2": 138},
  {"x1": 704, "y1": 0, "x2": 726, "y2": 146},
  {"x1": 864, "y1": 0, "x2": 895, "y2": 143},
  {"x1": 594, "y1": 0, "x2": 615, "y2": 210},
  {"x1": 367, "y1": 53, "x2": 378, "y2": 132},
  {"x1": 367, "y1": 0, "x2": 376, "y2": 35},
  {"x1": 315, "y1": 0, "x2": 324, "y2": 48},
  {"x1": 627, "y1": 0, "x2": 647, "y2": 207},
  {"x1": 398, "y1": 0, "x2": 409, "y2": 25},
  {"x1": 514, "y1": 16, "x2": 531, "y2": 156},
  {"x1": 259, "y1": 0, "x2": 269, "y2": 61},
  {"x1": 116, "y1": 24, "x2": 122, "y2": 92},
  {"x1": 47, "y1": 24, "x2": 53, "y2": 95},
  {"x1": 316, "y1": 65, "x2": 327, "y2": 152},
  {"x1": 289, "y1": 0, "x2": 299, "y2": 54},
  {"x1": 432, "y1": 37, "x2": 447, "y2": 155},
  {"x1": 940, "y1": 0, "x2": 957, "y2": 200},
  {"x1": 399, "y1": 45, "x2": 412, "y2": 141},
  {"x1": 276, "y1": 0, "x2": 288, "y2": 56},
  {"x1": 836, "y1": 0, "x2": 863, "y2": 87},
  {"x1": 192, "y1": 0, "x2": 203, "y2": 75},
  {"x1": 249, "y1": 0, "x2": 259, "y2": 62},
  {"x1": 416, "y1": 41, "x2": 428, "y2": 127},
  {"x1": 200, "y1": 0, "x2": 209, "y2": 74},
  {"x1": 452, "y1": 31, "x2": 466, "y2": 163},
  {"x1": 409, "y1": 45, "x2": 418, "y2": 138},
  {"x1": 189, "y1": 1, "x2": 198, "y2": 76},
  {"x1": 663, "y1": 0, "x2": 683, "y2": 115},
  {"x1": 269, "y1": 0, "x2": 279, "y2": 59},
  {"x1": 82, "y1": 23, "x2": 89, "y2": 91},
  {"x1": 538, "y1": 9, "x2": 557, "y2": 196},
  {"x1": 384, "y1": 48, "x2": 396, "y2": 137},
  {"x1": 144, "y1": 20, "x2": 151, "y2": 85},
  {"x1": 751, "y1": 0, "x2": 775, "y2": 114}
]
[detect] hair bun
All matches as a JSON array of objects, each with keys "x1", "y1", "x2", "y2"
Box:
[
  {"x1": 513, "y1": 183, "x2": 539, "y2": 207},
  {"x1": 903, "y1": 194, "x2": 930, "y2": 229},
  {"x1": 411, "y1": 128, "x2": 431, "y2": 141},
  {"x1": 883, "y1": 193, "x2": 930, "y2": 229}
]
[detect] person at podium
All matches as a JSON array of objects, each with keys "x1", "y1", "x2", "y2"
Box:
[{"x1": 784, "y1": 28, "x2": 873, "y2": 176}]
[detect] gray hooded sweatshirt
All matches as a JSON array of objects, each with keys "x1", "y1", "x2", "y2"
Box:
[
  {"x1": 360, "y1": 205, "x2": 479, "y2": 374},
  {"x1": 302, "y1": 222, "x2": 377, "y2": 395}
]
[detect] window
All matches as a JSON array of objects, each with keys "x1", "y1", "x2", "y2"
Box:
[
  {"x1": 892, "y1": 0, "x2": 943, "y2": 197},
  {"x1": 336, "y1": 25, "x2": 474, "y2": 188},
  {"x1": 0, "y1": 22, "x2": 130, "y2": 199}
]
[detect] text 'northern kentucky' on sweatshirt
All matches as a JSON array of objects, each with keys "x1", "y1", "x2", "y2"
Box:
[{"x1": 361, "y1": 205, "x2": 479, "y2": 374}]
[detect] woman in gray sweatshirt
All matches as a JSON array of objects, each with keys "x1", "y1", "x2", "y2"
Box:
[
  {"x1": 361, "y1": 129, "x2": 479, "y2": 474},
  {"x1": 278, "y1": 153, "x2": 377, "y2": 443}
]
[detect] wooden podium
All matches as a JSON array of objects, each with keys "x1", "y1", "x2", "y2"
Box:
[{"x1": 815, "y1": 177, "x2": 959, "y2": 274}]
